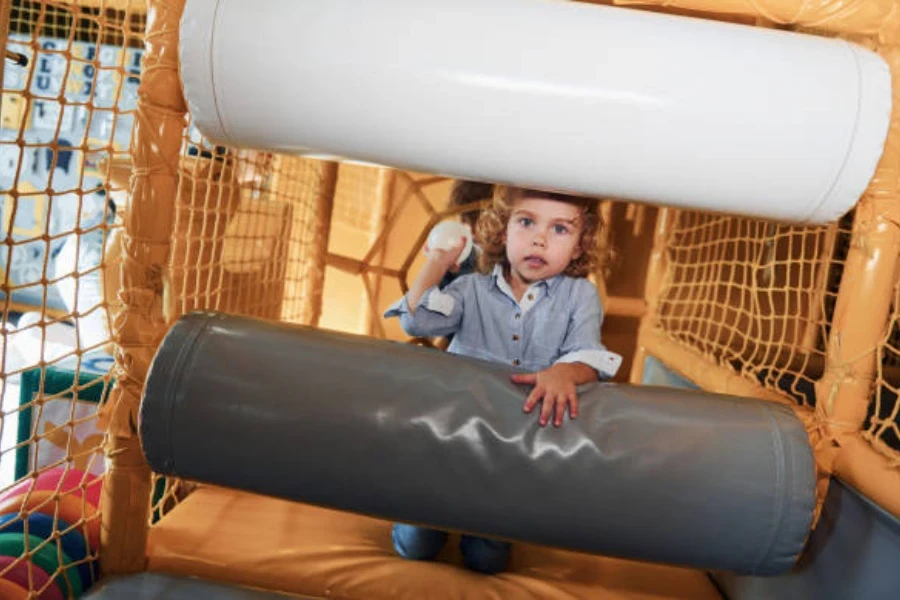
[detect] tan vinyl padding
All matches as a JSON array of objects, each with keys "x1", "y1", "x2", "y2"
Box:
[{"x1": 147, "y1": 487, "x2": 722, "y2": 600}]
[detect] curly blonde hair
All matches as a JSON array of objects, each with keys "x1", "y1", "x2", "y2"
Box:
[
  {"x1": 474, "y1": 186, "x2": 606, "y2": 278},
  {"x1": 447, "y1": 180, "x2": 493, "y2": 228}
]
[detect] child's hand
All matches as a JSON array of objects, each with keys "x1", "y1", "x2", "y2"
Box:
[
  {"x1": 512, "y1": 363, "x2": 582, "y2": 427},
  {"x1": 425, "y1": 236, "x2": 467, "y2": 273},
  {"x1": 406, "y1": 236, "x2": 468, "y2": 313}
]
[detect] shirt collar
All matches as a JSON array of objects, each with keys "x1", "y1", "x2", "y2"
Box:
[{"x1": 491, "y1": 263, "x2": 564, "y2": 298}]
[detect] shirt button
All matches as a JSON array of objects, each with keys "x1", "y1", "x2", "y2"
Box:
[
  {"x1": 514, "y1": 313, "x2": 521, "y2": 319},
  {"x1": 527, "y1": 293, "x2": 534, "y2": 301},
  {"x1": 512, "y1": 334, "x2": 519, "y2": 341},
  {"x1": 513, "y1": 359, "x2": 520, "y2": 366}
]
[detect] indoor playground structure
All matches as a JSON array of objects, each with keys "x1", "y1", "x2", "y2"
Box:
[{"x1": 0, "y1": 0, "x2": 899, "y2": 598}]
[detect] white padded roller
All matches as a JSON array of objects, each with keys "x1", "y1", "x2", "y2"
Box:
[{"x1": 180, "y1": 0, "x2": 892, "y2": 224}]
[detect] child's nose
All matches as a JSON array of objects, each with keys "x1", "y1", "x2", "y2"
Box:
[{"x1": 532, "y1": 232, "x2": 547, "y2": 247}]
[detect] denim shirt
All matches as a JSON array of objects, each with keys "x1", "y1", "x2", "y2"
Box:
[{"x1": 384, "y1": 265, "x2": 622, "y2": 379}]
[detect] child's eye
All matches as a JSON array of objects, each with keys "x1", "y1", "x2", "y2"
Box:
[
  {"x1": 554, "y1": 224, "x2": 571, "y2": 234},
  {"x1": 518, "y1": 217, "x2": 533, "y2": 227}
]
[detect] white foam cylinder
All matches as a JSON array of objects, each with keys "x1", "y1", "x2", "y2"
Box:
[{"x1": 180, "y1": 0, "x2": 892, "y2": 224}]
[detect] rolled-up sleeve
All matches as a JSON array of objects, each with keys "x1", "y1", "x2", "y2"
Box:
[
  {"x1": 555, "y1": 281, "x2": 622, "y2": 379},
  {"x1": 383, "y1": 282, "x2": 465, "y2": 338}
]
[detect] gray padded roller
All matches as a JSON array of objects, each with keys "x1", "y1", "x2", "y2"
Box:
[{"x1": 139, "y1": 312, "x2": 816, "y2": 575}]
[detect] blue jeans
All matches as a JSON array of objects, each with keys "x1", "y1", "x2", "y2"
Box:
[{"x1": 392, "y1": 524, "x2": 511, "y2": 574}]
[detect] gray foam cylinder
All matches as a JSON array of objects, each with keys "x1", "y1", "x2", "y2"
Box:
[{"x1": 139, "y1": 312, "x2": 816, "y2": 575}]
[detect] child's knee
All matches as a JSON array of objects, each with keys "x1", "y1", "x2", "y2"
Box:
[
  {"x1": 392, "y1": 524, "x2": 447, "y2": 560},
  {"x1": 460, "y1": 535, "x2": 511, "y2": 574}
]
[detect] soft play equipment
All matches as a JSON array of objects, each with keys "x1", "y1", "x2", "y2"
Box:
[
  {"x1": 179, "y1": 0, "x2": 891, "y2": 223},
  {"x1": 0, "y1": 495, "x2": 101, "y2": 552},
  {"x1": 0, "y1": 578, "x2": 28, "y2": 599},
  {"x1": 137, "y1": 484, "x2": 724, "y2": 598},
  {"x1": 0, "y1": 514, "x2": 95, "y2": 589},
  {"x1": 639, "y1": 356, "x2": 900, "y2": 599},
  {"x1": 139, "y1": 311, "x2": 815, "y2": 576},
  {"x1": 6, "y1": 0, "x2": 900, "y2": 596},
  {"x1": 0, "y1": 555, "x2": 64, "y2": 600},
  {"x1": 0, "y1": 468, "x2": 103, "y2": 510},
  {"x1": 0, "y1": 467, "x2": 101, "y2": 597},
  {"x1": 84, "y1": 572, "x2": 319, "y2": 599},
  {"x1": 0, "y1": 533, "x2": 82, "y2": 596}
]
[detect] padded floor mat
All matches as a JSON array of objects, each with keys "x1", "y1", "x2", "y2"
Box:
[{"x1": 146, "y1": 486, "x2": 722, "y2": 599}]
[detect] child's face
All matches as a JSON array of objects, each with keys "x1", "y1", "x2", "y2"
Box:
[{"x1": 505, "y1": 197, "x2": 583, "y2": 284}]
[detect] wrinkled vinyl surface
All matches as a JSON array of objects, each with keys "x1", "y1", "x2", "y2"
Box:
[{"x1": 140, "y1": 312, "x2": 815, "y2": 575}]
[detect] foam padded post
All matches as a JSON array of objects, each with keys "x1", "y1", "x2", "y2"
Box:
[
  {"x1": 180, "y1": 0, "x2": 892, "y2": 223},
  {"x1": 139, "y1": 312, "x2": 816, "y2": 575}
]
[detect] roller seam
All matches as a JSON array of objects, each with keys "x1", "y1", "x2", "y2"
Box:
[
  {"x1": 802, "y1": 40, "x2": 865, "y2": 223},
  {"x1": 752, "y1": 404, "x2": 788, "y2": 575},
  {"x1": 208, "y1": 0, "x2": 231, "y2": 145},
  {"x1": 159, "y1": 314, "x2": 214, "y2": 474}
]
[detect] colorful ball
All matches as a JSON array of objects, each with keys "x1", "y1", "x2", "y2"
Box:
[
  {"x1": 0, "y1": 513, "x2": 95, "y2": 589},
  {"x1": 0, "y1": 491, "x2": 100, "y2": 551},
  {"x1": 0, "y1": 468, "x2": 101, "y2": 509},
  {"x1": 0, "y1": 532, "x2": 81, "y2": 597},
  {"x1": 0, "y1": 555, "x2": 64, "y2": 600},
  {"x1": 0, "y1": 577, "x2": 30, "y2": 600}
]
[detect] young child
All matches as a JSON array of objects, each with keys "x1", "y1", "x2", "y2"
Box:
[{"x1": 383, "y1": 185, "x2": 621, "y2": 574}]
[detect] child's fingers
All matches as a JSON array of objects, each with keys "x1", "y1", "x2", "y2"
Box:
[
  {"x1": 539, "y1": 393, "x2": 556, "y2": 427},
  {"x1": 554, "y1": 393, "x2": 577, "y2": 427},
  {"x1": 553, "y1": 395, "x2": 567, "y2": 427},
  {"x1": 522, "y1": 386, "x2": 543, "y2": 413},
  {"x1": 553, "y1": 392, "x2": 578, "y2": 427},
  {"x1": 511, "y1": 372, "x2": 538, "y2": 385}
]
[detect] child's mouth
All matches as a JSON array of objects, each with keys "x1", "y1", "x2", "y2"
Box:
[{"x1": 524, "y1": 256, "x2": 546, "y2": 268}]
